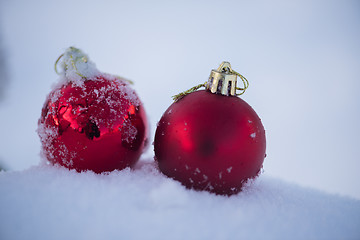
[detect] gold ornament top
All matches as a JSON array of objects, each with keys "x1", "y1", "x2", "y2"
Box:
[{"x1": 172, "y1": 61, "x2": 249, "y2": 101}]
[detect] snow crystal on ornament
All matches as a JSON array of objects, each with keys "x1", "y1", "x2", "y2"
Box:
[
  {"x1": 37, "y1": 122, "x2": 58, "y2": 164},
  {"x1": 57, "y1": 47, "x2": 100, "y2": 86},
  {"x1": 250, "y1": 132, "x2": 256, "y2": 138},
  {"x1": 121, "y1": 119, "x2": 138, "y2": 144},
  {"x1": 52, "y1": 47, "x2": 140, "y2": 107}
]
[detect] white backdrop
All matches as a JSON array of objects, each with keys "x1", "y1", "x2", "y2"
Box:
[{"x1": 0, "y1": 0, "x2": 359, "y2": 199}]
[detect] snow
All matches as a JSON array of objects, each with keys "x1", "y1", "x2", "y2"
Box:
[
  {"x1": 56, "y1": 47, "x2": 100, "y2": 85},
  {"x1": 121, "y1": 118, "x2": 139, "y2": 143},
  {"x1": 0, "y1": 161, "x2": 359, "y2": 240}
]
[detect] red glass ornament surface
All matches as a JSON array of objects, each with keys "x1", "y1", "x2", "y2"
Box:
[
  {"x1": 38, "y1": 76, "x2": 148, "y2": 173},
  {"x1": 154, "y1": 90, "x2": 266, "y2": 195}
]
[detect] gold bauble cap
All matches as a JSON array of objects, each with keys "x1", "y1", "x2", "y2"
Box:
[{"x1": 206, "y1": 62, "x2": 239, "y2": 96}]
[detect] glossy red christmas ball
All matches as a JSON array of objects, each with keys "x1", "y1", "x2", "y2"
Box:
[
  {"x1": 154, "y1": 90, "x2": 266, "y2": 195},
  {"x1": 38, "y1": 47, "x2": 148, "y2": 173}
]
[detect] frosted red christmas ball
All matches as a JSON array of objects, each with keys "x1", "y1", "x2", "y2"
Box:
[
  {"x1": 154, "y1": 81, "x2": 266, "y2": 195},
  {"x1": 38, "y1": 47, "x2": 148, "y2": 173}
]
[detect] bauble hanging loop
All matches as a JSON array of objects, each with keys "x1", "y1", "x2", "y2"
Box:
[
  {"x1": 207, "y1": 61, "x2": 238, "y2": 96},
  {"x1": 172, "y1": 61, "x2": 249, "y2": 101}
]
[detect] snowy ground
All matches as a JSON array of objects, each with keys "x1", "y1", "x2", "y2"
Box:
[{"x1": 1, "y1": 161, "x2": 359, "y2": 240}]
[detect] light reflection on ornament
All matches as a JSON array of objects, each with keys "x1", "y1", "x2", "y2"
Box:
[{"x1": 39, "y1": 77, "x2": 148, "y2": 173}]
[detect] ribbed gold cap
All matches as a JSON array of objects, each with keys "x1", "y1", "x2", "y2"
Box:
[{"x1": 206, "y1": 62, "x2": 238, "y2": 96}]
